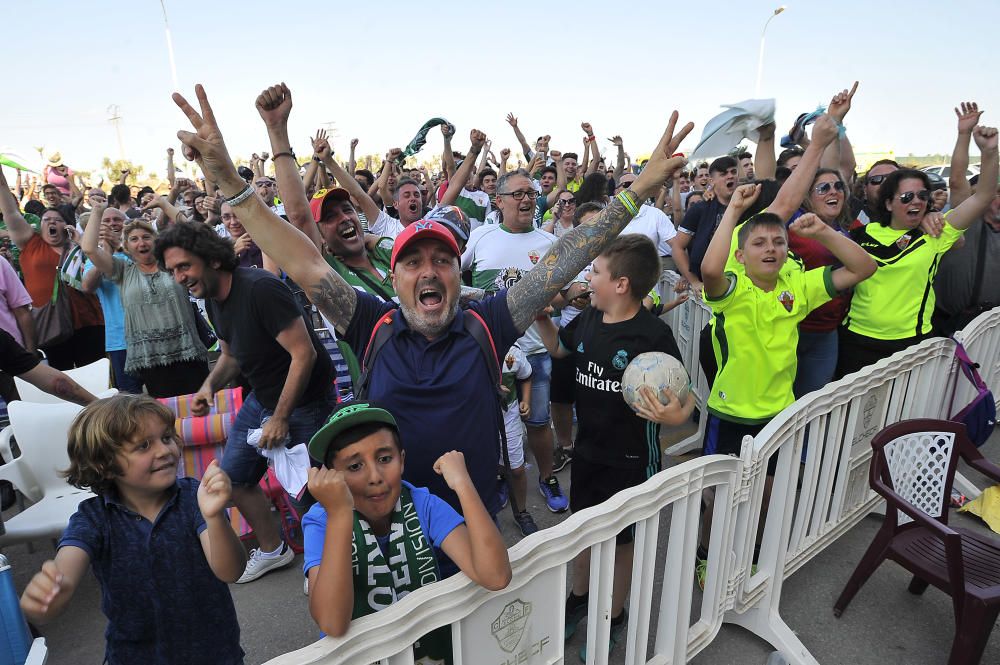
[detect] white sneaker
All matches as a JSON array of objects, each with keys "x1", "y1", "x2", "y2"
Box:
[{"x1": 236, "y1": 544, "x2": 295, "y2": 583}]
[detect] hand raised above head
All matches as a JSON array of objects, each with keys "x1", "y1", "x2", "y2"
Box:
[
  {"x1": 172, "y1": 84, "x2": 242, "y2": 192},
  {"x1": 254, "y1": 82, "x2": 293, "y2": 128},
  {"x1": 954, "y1": 101, "x2": 983, "y2": 135}
]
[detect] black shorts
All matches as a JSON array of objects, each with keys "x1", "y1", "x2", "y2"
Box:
[
  {"x1": 703, "y1": 414, "x2": 776, "y2": 474},
  {"x1": 550, "y1": 353, "x2": 575, "y2": 404},
  {"x1": 570, "y1": 455, "x2": 653, "y2": 545}
]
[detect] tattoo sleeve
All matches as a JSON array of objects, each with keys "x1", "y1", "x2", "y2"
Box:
[
  {"x1": 459, "y1": 285, "x2": 487, "y2": 306},
  {"x1": 507, "y1": 194, "x2": 637, "y2": 333},
  {"x1": 308, "y1": 271, "x2": 359, "y2": 336}
]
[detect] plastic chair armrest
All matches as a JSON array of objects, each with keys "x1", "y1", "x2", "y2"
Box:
[
  {"x1": 872, "y1": 477, "x2": 960, "y2": 539},
  {"x1": 964, "y1": 455, "x2": 1000, "y2": 485}
]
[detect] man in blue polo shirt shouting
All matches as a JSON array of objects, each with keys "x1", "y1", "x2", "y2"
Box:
[{"x1": 170, "y1": 81, "x2": 693, "y2": 533}]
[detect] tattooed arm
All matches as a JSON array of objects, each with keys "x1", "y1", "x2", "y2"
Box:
[
  {"x1": 507, "y1": 111, "x2": 694, "y2": 334},
  {"x1": 460, "y1": 285, "x2": 487, "y2": 306}
]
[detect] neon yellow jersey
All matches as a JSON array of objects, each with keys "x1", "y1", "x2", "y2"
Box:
[
  {"x1": 846, "y1": 216, "x2": 964, "y2": 340},
  {"x1": 705, "y1": 267, "x2": 836, "y2": 423},
  {"x1": 566, "y1": 177, "x2": 583, "y2": 193}
]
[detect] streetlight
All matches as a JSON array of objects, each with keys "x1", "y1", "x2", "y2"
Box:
[
  {"x1": 158, "y1": 0, "x2": 180, "y2": 90},
  {"x1": 755, "y1": 5, "x2": 787, "y2": 97}
]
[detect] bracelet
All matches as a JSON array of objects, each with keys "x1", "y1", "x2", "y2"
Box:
[
  {"x1": 312, "y1": 155, "x2": 322, "y2": 163},
  {"x1": 616, "y1": 189, "x2": 640, "y2": 216},
  {"x1": 272, "y1": 150, "x2": 296, "y2": 161},
  {"x1": 225, "y1": 184, "x2": 255, "y2": 207},
  {"x1": 586, "y1": 135, "x2": 596, "y2": 143}
]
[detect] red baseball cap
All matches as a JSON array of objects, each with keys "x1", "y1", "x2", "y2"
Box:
[
  {"x1": 390, "y1": 220, "x2": 461, "y2": 270},
  {"x1": 309, "y1": 188, "x2": 352, "y2": 222}
]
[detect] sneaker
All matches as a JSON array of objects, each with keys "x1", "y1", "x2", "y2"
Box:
[
  {"x1": 552, "y1": 446, "x2": 573, "y2": 473},
  {"x1": 579, "y1": 610, "x2": 627, "y2": 661},
  {"x1": 497, "y1": 476, "x2": 509, "y2": 509},
  {"x1": 564, "y1": 594, "x2": 589, "y2": 640},
  {"x1": 539, "y1": 475, "x2": 569, "y2": 513},
  {"x1": 514, "y1": 511, "x2": 539, "y2": 536},
  {"x1": 696, "y1": 558, "x2": 708, "y2": 590},
  {"x1": 236, "y1": 544, "x2": 295, "y2": 584}
]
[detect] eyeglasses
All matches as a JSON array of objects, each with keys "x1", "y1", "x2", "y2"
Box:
[
  {"x1": 867, "y1": 174, "x2": 889, "y2": 186},
  {"x1": 221, "y1": 213, "x2": 239, "y2": 222},
  {"x1": 499, "y1": 190, "x2": 539, "y2": 201},
  {"x1": 897, "y1": 190, "x2": 929, "y2": 204},
  {"x1": 813, "y1": 181, "x2": 846, "y2": 195}
]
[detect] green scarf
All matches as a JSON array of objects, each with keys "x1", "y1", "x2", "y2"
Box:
[
  {"x1": 398, "y1": 118, "x2": 454, "y2": 165},
  {"x1": 351, "y1": 484, "x2": 451, "y2": 663}
]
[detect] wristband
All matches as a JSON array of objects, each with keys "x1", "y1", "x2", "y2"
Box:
[
  {"x1": 616, "y1": 189, "x2": 640, "y2": 216},
  {"x1": 312, "y1": 155, "x2": 323, "y2": 162},
  {"x1": 272, "y1": 150, "x2": 296, "y2": 161},
  {"x1": 224, "y1": 184, "x2": 255, "y2": 207}
]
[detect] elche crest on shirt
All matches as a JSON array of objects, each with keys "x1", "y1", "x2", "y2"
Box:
[
  {"x1": 895, "y1": 234, "x2": 912, "y2": 250},
  {"x1": 527, "y1": 250, "x2": 540, "y2": 265},
  {"x1": 494, "y1": 267, "x2": 525, "y2": 291},
  {"x1": 778, "y1": 290, "x2": 795, "y2": 312},
  {"x1": 505, "y1": 353, "x2": 516, "y2": 370}
]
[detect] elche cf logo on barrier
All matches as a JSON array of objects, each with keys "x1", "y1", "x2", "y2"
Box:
[{"x1": 491, "y1": 599, "x2": 532, "y2": 652}]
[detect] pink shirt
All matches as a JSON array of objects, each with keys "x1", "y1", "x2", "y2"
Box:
[{"x1": 0, "y1": 256, "x2": 33, "y2": 346}]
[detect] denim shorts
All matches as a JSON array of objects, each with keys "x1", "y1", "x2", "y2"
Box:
[
  {"x1": 221, "y1": 388, "x2": 336, "y2": 486},
  {"x1": 525, "y1": 352, "x2": 552, "y2": 427}
]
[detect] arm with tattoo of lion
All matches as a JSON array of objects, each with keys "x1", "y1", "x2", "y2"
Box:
[{"x1": 506, "y1": 112, "x2": 693, "y2": 333}]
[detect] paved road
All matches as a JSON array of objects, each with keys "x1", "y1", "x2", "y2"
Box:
[{"x1": 12, "y1": 426, "x2": 1000, "y2": 664}]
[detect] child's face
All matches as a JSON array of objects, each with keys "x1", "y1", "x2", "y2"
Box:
[
  {"x1": 329, "y1": 429, "x2": 404, "y2": 529},
  {"x1": 115, "y1": 415, "x2": 180, "y2": 497},
  {"x1": 736, "y1": 226, "x2": 788, "y2": 281},
  {"x1": 586, "y1": 256, "x2": 627, "y2": 311}
]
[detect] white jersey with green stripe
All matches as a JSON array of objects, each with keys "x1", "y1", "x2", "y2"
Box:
[{"x1": 461, "y1": 224, "x2": 556, "y2": 354}]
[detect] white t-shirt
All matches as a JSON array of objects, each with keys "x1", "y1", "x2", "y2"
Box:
[
  {"x1": 370, "y1": 209, "x2": 405, "y2": 239},
  {"x1": 621, "y1": 204, "x2": 677, "y2": 256},
  {"x1": 462, "y1": 224, "x2": 556, "y2": 355}
]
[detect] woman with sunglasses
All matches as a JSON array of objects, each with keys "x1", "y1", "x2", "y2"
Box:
[
  {"x1": 835, "y1": 125, "x2": 999, "y2": 378},
  {"x1": 787, "y1": 168, "x2": 855, "y2": 396},
  {"x1": 541, "y1": 190, "x2": 577, "y2": 238}
]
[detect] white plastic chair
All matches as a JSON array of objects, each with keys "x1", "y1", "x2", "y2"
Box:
[
  {"x1": 0, "y1": 401, "x2": 95, "y2": 547},
  {"x1": 12, "y1": 357, "x2": 110, "y2": 404},
  {"x1": 0, "y1": 388, "x2": 117, "y2": 464}
]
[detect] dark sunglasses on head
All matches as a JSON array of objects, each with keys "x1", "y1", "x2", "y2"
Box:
[
  {"x1": 898, "y1": 190, "x2": 930, "y2": 204},
  {"x1": 867, "y1": 174, "x2": 888, "y2": 186},
  {"x1": 813, "y1": 181, "x2": 846, "y2": 195}
]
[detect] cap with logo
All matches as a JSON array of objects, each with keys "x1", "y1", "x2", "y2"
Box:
[{"x1": 308, "y1": 401, "x2": 399, "y2": 464}]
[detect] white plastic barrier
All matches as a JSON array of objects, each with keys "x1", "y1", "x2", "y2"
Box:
[
  {"x1": 265, "y1": 455, "x2": 745, "y2": 665},
  {"x1": 657, "y1": 270, "x2": 714, "y2": 457},
  {"x1": 723, "y1": 336, "x2": 962, "y2": 664}
]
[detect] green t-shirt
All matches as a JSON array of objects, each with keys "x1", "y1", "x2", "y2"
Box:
[
  {"x1": 706, "y1": 266, "x2": 836, "y2": 423},
  {"x1": 324, "y1": 237, "x2": 396, "y2": 302},
  {"x1": 846, "y1": 215, "x2": 964, "y2": 340}
]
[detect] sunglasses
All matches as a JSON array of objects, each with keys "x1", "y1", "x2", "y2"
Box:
[
  {"x1": 254, "y1": 181, "x2": 274, "y2": 187},
  {"x1": 867, "y1": 174, "x2": 889, "y2": 186},
  {"x1": 558, "y1": 198, "x2": 576, "y2": 205},
  {"x1": 813, "y1": 181, "x2": 846, "y2": 195},
  {"x1": 897, "y1": 190, "x2": 930, "y2": 204},
  {"x1": 499, "y1": 190, "x2": 539, "y2": 201}
]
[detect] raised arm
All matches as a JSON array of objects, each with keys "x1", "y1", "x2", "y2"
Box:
[
  {"x1": 506, "y1": 112, "x2": 693, "y2": 332},
  {"x1": 173, "y1": 83, "x2": 358, "y2": 335},
  {"x1": 949, "y1": 101, "x2": 982, "y2": 208},
  {"x1": 0, "y1": 168, "x2": 35, "y2": 249},
  {"x1": 769, "y1": 115, "x2": 840, "y2": 220},
  {"x1": 79, "y1": 201, "x2": 116, "y2": 276},
  {"x1": 441, "y1": 124, "x2": 457, "y2": 180},
  {"x1": 167, "y1": 147, "x2": 176, "y2": 189},
  {"x1": 611, "y1": 136, "x2": 625, "y2": 183},
  {"x1": 317, "y1": 137, "x2": 382, "y2": 230},
  {"x1": 754, "y1": 122, "x2": 777, "y2": 181},
  {"x1": 701, "y1": 184, "x2": 761, "y2": 298},
  {"x1": 440, "y1": 131, "x2": 485, "y2": 206},
  {"x1": 377, "y1": 153, "x2": 399, "y2": 207},
  {"x1": 946, "y1": 125, "x2": 999, "y2": 230},
  {"x1": 789, "y1": 213, "x2": 875, "y2": 290},
  {"x1": 348, "y1": 138, "x2": 358, "y2": 176},
  {"x1": 821, "y1": 83, "x2": 859, "y2": 182},
  {"x1": 498, "y1": 148, "x2": 511, "y2": 176},
  {"x1": 505, "y1": 113, "x2": 533, "y2": 158}
]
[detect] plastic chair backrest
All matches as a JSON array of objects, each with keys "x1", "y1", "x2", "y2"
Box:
[
  {"x1": 13, "y1": 358, "x2": 111, "y2": 404},
  {"x1": 7, "y1": 400, "x2": 86, "y2": 497},
  {"x1": 871, "y1": 419, "x2": 967, "y2": 527}
]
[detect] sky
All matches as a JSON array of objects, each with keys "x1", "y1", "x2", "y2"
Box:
[{"x1": 2, "y1": 0, "x2": 998, "y2": 179}]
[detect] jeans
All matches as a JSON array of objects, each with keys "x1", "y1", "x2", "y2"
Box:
[
  {"x1": 525, "y1": 352, "x2": 552, "y2": 426},
  {"x1": 793, "y1": 329, "x2": 839, "y2": 399},
  {"x1": 108, "y1": 350, "x2": 144, "y2": 394}
]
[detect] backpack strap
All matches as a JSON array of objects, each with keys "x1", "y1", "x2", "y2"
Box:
[{"x1": 355, "y1": 309, "x2": 398, "y2": 400}]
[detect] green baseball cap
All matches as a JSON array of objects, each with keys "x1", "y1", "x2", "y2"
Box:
[{"x1": 308, "y1": 401, "x2": 399, "y2": 464}]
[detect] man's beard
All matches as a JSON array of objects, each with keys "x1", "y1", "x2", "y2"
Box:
[{"x1": 398, "y1": 293, "x2": 461, "y2": 339}]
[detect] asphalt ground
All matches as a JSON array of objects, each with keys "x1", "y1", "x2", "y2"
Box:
[{"x1": 10, "y1": 424, "x2": 1000, "y2": 664}]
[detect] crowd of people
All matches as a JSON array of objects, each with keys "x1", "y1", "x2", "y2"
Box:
[{"x1": 4, "y1": 79, "x2": 999, "y2": 665}]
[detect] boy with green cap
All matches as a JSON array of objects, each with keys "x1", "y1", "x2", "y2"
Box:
[{"x1": 302, "y1": 400, "x2": 511, "y2": 654}]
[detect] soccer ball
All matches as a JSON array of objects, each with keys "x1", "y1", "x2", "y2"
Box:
[{"x1": 621, "y1": 352, "x2": 690, "y2": 413}]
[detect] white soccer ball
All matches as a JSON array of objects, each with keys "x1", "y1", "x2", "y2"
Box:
[{"x1": 621, "y1": 352, "x2": 690, "y2": 413}]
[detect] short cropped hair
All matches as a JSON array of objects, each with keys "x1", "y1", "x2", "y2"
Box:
[
  {"x1": 393, "y1": 177, "x2": 420, "y2": 198},
  {"x1": 573, "y1": 201, "x2": 605, "y2": 226},
  {"x1": 600, "y1": 234, "x2": 661, "y2": 300},
  {"x1": 709, "y1": 156, "x2": 738, "y2": 175},
  {"x1": 562, "y1": 152, "x2": 579, "y2": 162},
  {"x1": 64, "y1": 394, "x2": 177, "y2": 496},
  {"x1": 325, "y1": 420, "x2": 402, "y2": 468},
  {"x1": 110, "y1": 184, "x2": 132, "y2": 206},
  {"x1": 737, "y1": 212, "x2": 787, "y2": 249},
  {"x1": 354, "y1": 169, "x2": 376, "y2": 190},
  {"x1": 154, "y1": 221, "x2": 239, "y2": 272}
]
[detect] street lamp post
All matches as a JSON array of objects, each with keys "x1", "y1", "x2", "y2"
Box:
[
  {"x1": 158, "y1": 0, "x2": 180, "y2": 91},
  {"x1": 755, "y1": 5, "x2": 787, "y2": 97}
]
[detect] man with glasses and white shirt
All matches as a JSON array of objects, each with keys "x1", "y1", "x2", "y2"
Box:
[
  {"x1": 461, "y1": 168, "x2": 569, "y2": 515},
  {"x1": 851, "y1": 159, "x2": 899, "y2": 228}
]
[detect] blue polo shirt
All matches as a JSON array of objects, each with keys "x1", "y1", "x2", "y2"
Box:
[
  {"x1": 345, "y1": 290, "x2": 519, "y2": 515},
  {"x1": 59, "y1": 478, "x2": 243, "y2": 665}
]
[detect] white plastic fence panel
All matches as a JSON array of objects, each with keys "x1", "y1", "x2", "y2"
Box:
[{"x1": 263, "y1": 456, "x2": 744, "y2": 665}]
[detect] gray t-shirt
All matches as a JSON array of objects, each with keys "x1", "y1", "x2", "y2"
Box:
[
  {"x1": 111, "y1": 257, "x2": 207, "y2": 372},
  {"x1": 933, "y1": 219, "x2": 1000, "y2": 315}
]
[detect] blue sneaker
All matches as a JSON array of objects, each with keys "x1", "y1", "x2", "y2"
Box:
[
  {"x1": 564, "y1": 594, "x2": 588, "y2": 640},
  {"x1": 497, "y1": 476, "x2": 509, "y2": 509},
  {"x1": 539, "y1": 475, "x2": 568, "y2": 513},
  {"x1": 579, "y1": 611, "x2": 627, "y2": 662}
]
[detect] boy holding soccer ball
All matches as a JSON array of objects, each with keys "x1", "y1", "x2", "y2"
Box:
[{"x1": 537, "y1": 233, "x2": 695, "y2": 659}]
